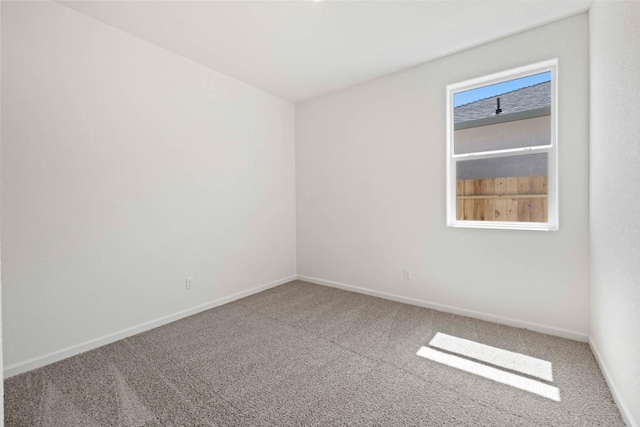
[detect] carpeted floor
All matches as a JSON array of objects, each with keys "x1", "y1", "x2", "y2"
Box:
[{"x1": 4, "y1": 280, "x2": 624, "y2": 426}]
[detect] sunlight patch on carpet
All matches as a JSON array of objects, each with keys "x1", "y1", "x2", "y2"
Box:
[
  {"x1": 429, "y1": 332, "x2": 553, "y2": 381},
  {"x1": 417, "y1": 334, "x2": 559, "y2": 401}
]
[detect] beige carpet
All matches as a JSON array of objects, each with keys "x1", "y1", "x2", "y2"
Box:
[{"x1": 4, "y1": 280, "x2": 624, "y2": 426}]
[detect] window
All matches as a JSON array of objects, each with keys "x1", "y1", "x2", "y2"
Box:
[{"x1": 446, "y1": 60, "x2": 558, "y2": 230}]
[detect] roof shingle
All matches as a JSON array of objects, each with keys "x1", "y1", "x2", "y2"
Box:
[{"x1": 454, "y1": 81, "x2": 550, "y2": 123}]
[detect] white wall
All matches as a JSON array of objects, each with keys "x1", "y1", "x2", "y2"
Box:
[
  {"x1": 0, "y1": 2, "x2": 4, "y2": 422},
  {"x1": 297, "y1": 14, "x2": 590, "y2": 339},
  {"x1": 589, "y1": 2, "x2": 640, "y2": 426},
  {"x1": 1, "y1": 2, "x2": 296, "y2": 369},
  {"x1": 455, "y1": 115, "x2": 550, "y2": 155}
]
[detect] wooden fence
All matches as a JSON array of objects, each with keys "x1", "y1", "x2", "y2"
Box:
[{"x1": 456, "y1": 175, "x2": 548, "y2": 222}]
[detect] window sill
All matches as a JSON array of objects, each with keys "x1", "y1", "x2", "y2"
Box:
[{"x1": 448, "y1": 220, "x2": 557, "y2": 231}]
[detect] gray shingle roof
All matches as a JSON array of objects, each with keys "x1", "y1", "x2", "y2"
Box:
[{"x1": 454, "y1": 81, "x2": 550, "y2": 123}]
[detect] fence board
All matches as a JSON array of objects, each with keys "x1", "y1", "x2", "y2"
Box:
[
  {"x1": 464, "y1": 179, "x2": 474, "y2": 220},
  {"x1": 532, "y1": 176, "x2": 546, "y2": 194},
  {"x1": 518, "y1": 176, "x2": 532, "y2": 195},
  {"x1": 483, "y1": 178, "x2": 495, "y2": 196},
  {"x1": 494, "y1": 199, "x2": 506, "y2": 221},
  {"x1": 474, "y1": 179, "x2": 484, "y2": 196},
  {"x1": 474, "y1": 200, "x2": 485, "y2": 220},
  {"x1": 456, "y1": 180, "x2": 464, "y2": 220},
  {"x1": 531, "y1": 198, "x2": 544, "y2": 222},
  {"x1": 456, "y1": 175, "x2": 548, "y2": 222},
  {"x1": 507, "y1": 198, "x2": 519, "y2": 221},
  {"x1": 484, "y1": 199, "x2": 495, "y2": 221},
  {"x1": 464, "y1": 180, "x2": 475, "y2": 196},
  {"x1": 518, "y1": 199, "x2": 532, "y2": 222}
]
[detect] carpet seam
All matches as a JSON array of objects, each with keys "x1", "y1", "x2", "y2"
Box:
[
  {"x1": 5, "y1": 282, "x2": 622, "y2": 426},
  {"x1": 124, "y1": 335, "x2": 265, "y2": 427},
  {"x1": 233, "y1": 299, "x2": 546, "y2": 426}
]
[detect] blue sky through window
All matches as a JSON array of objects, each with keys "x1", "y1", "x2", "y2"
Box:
[{"x1": 454, "y1": 72, "x2": 551, "y2": 107}]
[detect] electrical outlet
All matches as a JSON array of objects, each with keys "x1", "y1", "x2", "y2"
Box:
[
  {"x1": 404, "y1": 269, "x2": 412, "y2": 280},
  {"x1": 186, "y1": 277, "x2": 193, "y2": 290}
]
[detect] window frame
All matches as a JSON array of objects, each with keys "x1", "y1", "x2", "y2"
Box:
[{"x1": 446, "y1": 59, "x2": 559, "y2": 231}]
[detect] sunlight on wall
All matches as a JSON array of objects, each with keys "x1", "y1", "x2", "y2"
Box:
[{"x1": 417, "y1": 334, "x2": 560, "y2": 401}]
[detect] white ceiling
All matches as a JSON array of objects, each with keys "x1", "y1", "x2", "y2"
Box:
[{"x1": 58, "y1": 1, "x2": 591, "y2": 103}]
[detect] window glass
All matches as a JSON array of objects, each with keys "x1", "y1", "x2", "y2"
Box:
[
  {"x1": 456, "y1": 153, "x2": 548, "y2": 180},
  {"x1": 454, "y1": 72, "x2": 551, "y2": 155},
  {"x1": 447, "y1": 61, "x2": 557, "y2": 230}
]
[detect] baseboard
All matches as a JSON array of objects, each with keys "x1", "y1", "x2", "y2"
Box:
[
  {"x1": 589, "y1": 338, "x2": 638, "y2": 427},
  {"x1": 3, "y1": 275, "x2": 297, "y2": 378},
  {"x1": 298, "y1": 275, "x2": 589, "y2": 342}
]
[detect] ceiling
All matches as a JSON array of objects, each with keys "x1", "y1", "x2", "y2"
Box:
[{"x1": 58, "y1": 1, "x2": 591, "y2": 103}]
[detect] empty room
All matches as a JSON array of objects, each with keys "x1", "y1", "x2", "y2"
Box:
[{"x1": 1, "y1": 0, "x2": 639, "y2": 425}]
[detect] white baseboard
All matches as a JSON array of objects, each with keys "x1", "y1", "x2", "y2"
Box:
[
  {"x1": 589, "y1": 338, "x2": 638, "y2": 427},
  {"x1": 298, "y1": 275, "x2": 589, "y2": 342},
  {"x1": 3, "y1": 275, "x2": 297, "y2": 378}
]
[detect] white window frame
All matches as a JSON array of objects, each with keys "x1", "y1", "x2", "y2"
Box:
[{"x1": 446, "y1": 59, "x2": 558, "y2": 231}]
